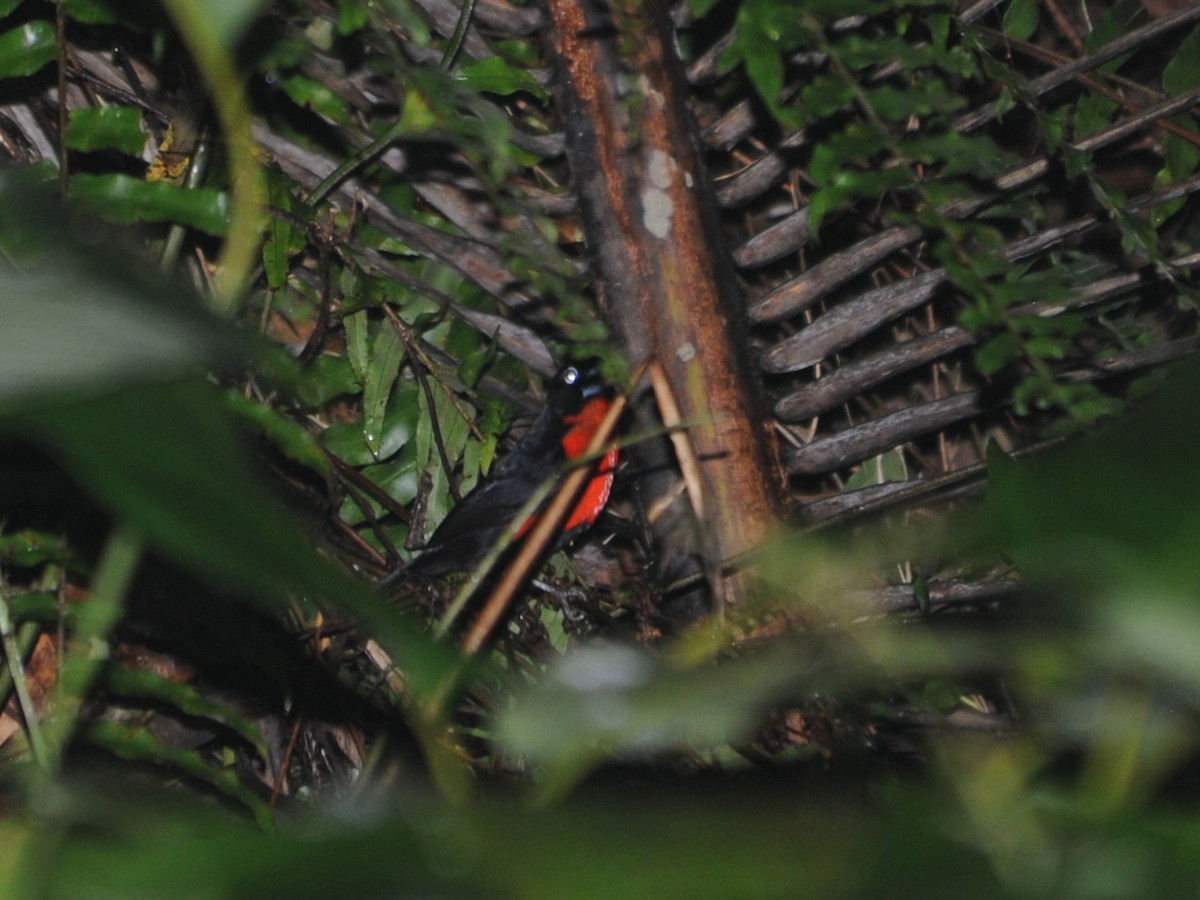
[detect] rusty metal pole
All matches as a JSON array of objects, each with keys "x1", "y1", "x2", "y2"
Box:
[{"x1": 545, "y1": 0, "x2": 787, "y2": 608}]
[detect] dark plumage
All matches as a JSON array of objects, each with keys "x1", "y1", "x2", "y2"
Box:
[{"x1": 378, "y1": 359, "x2": 617, "y2": 589}]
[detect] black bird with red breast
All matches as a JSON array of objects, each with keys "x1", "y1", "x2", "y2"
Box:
[{"x1": 378, "y1": 358, "x2": 618, "y2": 590}]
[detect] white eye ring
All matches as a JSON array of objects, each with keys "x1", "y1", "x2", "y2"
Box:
[{"x1": 563, "y1": 366, "x2": 580, "y2": 385}]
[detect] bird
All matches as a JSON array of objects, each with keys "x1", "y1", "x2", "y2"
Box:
[{"x1": 378, "y1": 358, "x2": 618, "y2": 591}]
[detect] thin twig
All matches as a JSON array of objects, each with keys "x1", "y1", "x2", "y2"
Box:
[
  {"x1": 648, "y1": 361, "x2": 705, "y2": 521},
  {"x1": 0, "y1": 594, "x2": 48, "y2": 768},
  {"x1": 441, "y1": 0, "x2": 478, "y2": 70}
]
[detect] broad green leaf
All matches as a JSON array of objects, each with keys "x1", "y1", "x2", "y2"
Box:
[
  {"x1": 5, "y1": 372, "x2": 455, "y2": 699},
  {"x1": 497, "y1": 640, "x2": 832, "y2": 793},
  {"x1": 986, "y1": 358, "x2": 1200, "y2": 595},
  {"x1": 0, "y1": 260, "x2": 239, "y2": 401},
  {"x1": 7, "y1": 380, "x2": 342, "y2": 607},
  {"x1": 83, "y1": 720, "x2": 273, "y2": 828},
  {"x1": 814, "y1": 123, "x2": 887, "y2": 180},
  {"x1": 1073, "y1": 90, "x2": 1119, "y2": 140},
  {"x1": 1153, "y1": 133, "x2": 1200, "y2": 227},
  {"x1": 365, "y1": 444, "x2": 420, "y2": 506},
  {"x1": 476, "y1": 393, "x2": 507, "y2": 472},
  {"x1": 65, "y1": 106, "x2": 147, "y2": 156},
  {"x1": 320, "y1": 420, "x2": 375, "y2": 466},
  {"x1": 62, "y1": 0, "x2": 124, "y2": 24},
  {"x1": 363, "y1": 325, "x2": 406, "y2": 457},
  {"x1": 0, "y1": 164, "x2": 58, "y2": 263},
  {"x1": 974, "y1": 332, "x2": 1023, "y2": 375},
  {"x1": 845, "y1": 448, "x2": 907, "y2": 490},
  {"x1": 798, "y1": 73, "x2": 855, "y2": 119},
  {"x1": 1024, "y1": 335, "x2": 1068, "y2": 361},
  {"x1": 0, "y1": 0, "x2": 25, "y2": 16},
  {"x1": 336, "y1": 0, "x2": 370, "y2": 34},
  {"x1": 414, "y1": 379, "x2": 472, "y2": 532},
  {"x1": 456, "y1": 57, "x2": 548, "y2": 101},
  {"x1": 294, "y1": 354, "x2": 361, "y2": 407},
  {"x1": 223, "y1": 389, "x2": 329, "y2": 476},
  {"x1": 905, "y1": 132, "x2": 1015, "y2": 179},
  {"x1": 105, "y1": 665, "x2": 270, "y2": 762},
  {"x1": 1084, "y1": 0, "x2": 1143, "y2": 54},
  {"x1": 928, "y1": 11, "x2": 952, "y2": 49},
  {"x1": 321, "y1": 385, "x2": 418, "y2": 466},
  {"x1": 745, "y1": 43, "x2": 786, "y2": 122},
  {"x1": 1164, "y1": 25, "x2": 1200, "y2": 94},
  {"x1": 171, "y1": 0, "x2": 271, "y2": 45},
  {"x1": 5, "y1": 776, "x2": 1027, "y2": 900},
  {"x1": 0, "y1": 20, "x2": 55, "y2": 78},
  {"x1": 343, "y1": 308, "x2": 370, "y2": 384},
  {"x1": 277, "y1": 71, "x2": 353, "y2": 125},
  {"x1": 457, "y1": 339, "x2": 499, "y2": 389},
  {"x1": 1001, "y1": 0, "x2": 1039, "y2": 41},
  {"x1": 262, "y1": 171, "x2": 305, "y2": 291},
  {"x1": 0, "y1": 531, "x2": 72, "y2": 568},
  {"x1": 69, "y1": 173, "x2": 230, "y2": 235}
]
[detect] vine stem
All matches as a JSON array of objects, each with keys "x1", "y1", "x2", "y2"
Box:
[
  {"x1": 0, "y1": 596, "x2": 47, "y2": 768},
  {"x1": 40, "y1": 526, "x2": 143, "y2": 776},
  {"x1": 158, "y1": 0, "x2": 266, "y2": 312},
  {"x1": 441, "y1": 0, "x2": 476, "y2": 70}
]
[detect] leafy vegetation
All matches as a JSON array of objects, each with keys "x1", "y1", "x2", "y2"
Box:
[{"x1": 2, "y1": 0, "x2": 1200, "y2": 897}]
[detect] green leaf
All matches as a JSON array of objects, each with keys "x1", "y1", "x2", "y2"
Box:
[
  {"x1": 745, "y1": 43, "x2": 786, "y2": 120},
  {"x1": 867, "y1": 80, "x2": 965, "y2": 122},
  {"x1": 928, "y1": 11, "x2": 952, "y2": 49},
  {"x1": 798, "y1": 73, "x2": 855, "y2": 119},
  {"x1": 343, "y1": 309, "x2": 370, "y2": 384},
  {"x1": 65, "y1": 106, "x2": 147, "y2": 156},
  {"x1": 1024, "y1": 335, "x2": 1068, "y2": 361},
  {"x1": 457, "y1": 339, "x2": 499, "y2": 389},
  {"x1": 1084, "y1": 0, "x2": 1143, "y2": 55},
  {"x1": 83, "y1": 720, "x2": 273, "y2": 828},
  {"x1": 336, "y1": 0, "x2": 370, "y2": 34},
  {"x1": 294, "y1": 354, "x2": 361, "y2": 407},
  {"x1": 6, "y1": 374, "x2": 455, "y2": 704},
  {"x1": 1001, "y1": 0, "x2": 1040, "y2": 41},
  {"x1": 363, "y1": 325, "x2": 406, "y2": 457},
  {"x1": 497, "y1": 640, "x2": 826, "y2": 794},
  {"x1": 105, "y1": 665, "x2": 271, "y2": 763},
  {"x1": 262, "y1": 171, "x2": 301, "y2": 291},
  {"x1": 69, "y1": 174, "x2": 230, "y2": 236},
  {"x1": 456, "y1": 57, "x2": 548, "y2": 101},
  {"x1": 223, "y1": 389, "x2": 330, "y2": 477},
  {"x1": 845, "y1": 448, "x2": 907, "y2": 490},
  {"x1": 0, "y1": 531, "x2": 72, "y2": 568},
  {"x1": 0, "y1": 20, "x2": 56, "y2": 78},
  {"x1": 185, "y1": 0, "x2": 271, "y2": 44},
  {"x1": 1073, "y1": 90, "x2": 1119, "y2": 140},
  {"x1": 0, "y1": 0, "x2": 25, "y2": 16},
  {"x1": 1153, "y1": 132, "x2": 1200, "y2": 227},
  {"x1": 277, "y1": 71, "x2": 354, "y2": 125},
  {"x1": 986, "y1": 358, "x2": 1200, "y2": 595},
  {"x1": 62, "y1": 0, "x2": 124, "y2": 24},
  {"x1": 6, "y1": 381, "x2": 347, "y2": 608},
  {"x1": 1164, "y1": 25, "x2": 1200, "y2": 93},
  {"x1": 320, "y1": 385, "x2": 418, "y2": 466},
  {"x1": 974, "y1": 333, "x2": 1023, "y2": 375},
  {"x1": 414, "y1": 380, "x2": 473, "y2": 531},
  {"x1": 364, "y1": 441, "x2": 420, "y2": 505},
  {"x1": 687, "y1": 0, "x2": 723, "y2": 17},
  {"x1": 0, "y1": 260, "x2": 240, "y2": 402}
]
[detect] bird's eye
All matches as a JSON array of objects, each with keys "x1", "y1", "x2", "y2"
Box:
[{"x1": 563, "y1": 366, "x2": 580, "y2": 385}]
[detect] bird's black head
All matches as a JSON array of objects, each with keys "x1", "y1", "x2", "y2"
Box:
[{"x1": 549, "y1": 357, "x2": 610, "y2": 412}]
